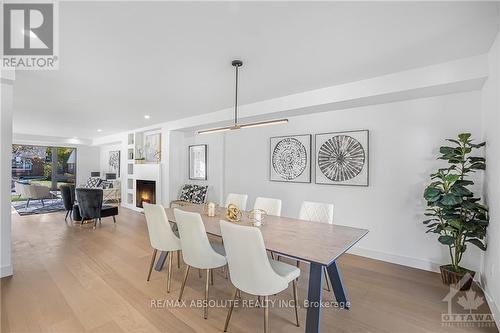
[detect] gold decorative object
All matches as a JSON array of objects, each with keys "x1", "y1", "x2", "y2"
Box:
[
  {"x1": 248, "y1": 209, "x2": 267, "y2": 226},
  {"x1": 225, "y1": 204, "x2": 242, "y2": 222},
  {"x1": 203, "y1": 202, "x2": 218, "y2": 217}
]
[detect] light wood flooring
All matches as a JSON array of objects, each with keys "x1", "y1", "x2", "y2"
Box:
[{"x1": 1, "y1": 207, "x2": 497, "y2": 333}]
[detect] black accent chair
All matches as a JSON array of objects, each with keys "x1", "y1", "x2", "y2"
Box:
[
  {"x1": 60, "y1": 184, "x2": 75, "y2": 221},
  {"x1": 74, "y1": 188, "x2": 118, "y2": 229}
]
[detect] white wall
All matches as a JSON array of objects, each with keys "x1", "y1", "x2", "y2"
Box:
[
  {"x1": 75, "y1": 146, "x2": 100, "y2": 186},
  {"x1": 169, "y1": 131, "x2": 225, "y2": 204},
  {"x1": 1, "y1": 71, "x2": 15, "y2": 277},
  {"x1": 99, "y1": 143, "x2": 122, "y2": 178},
  {"x1": 170, "y1": 91, "x2": 485, "y2": 273},
  {"x1": 481, "y1": 30, "x2": 500, "y2": 321}
]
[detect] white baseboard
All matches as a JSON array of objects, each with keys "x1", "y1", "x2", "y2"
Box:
[
  {"x1": 1, "y1": 264, "x2": 13, "y2": 278},
  {"x1": 479, "y1": 282, "x2": 500, "y2": 327},
  {"x1": 348, "y1": 246, "x2": 442, "y2": 273}
]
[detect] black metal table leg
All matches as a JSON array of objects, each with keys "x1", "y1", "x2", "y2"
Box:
[
  {"x1": 155, "y1": 251, "x2": 168, "y2": 271},
  {"x1": 305, "y1": 262, "x2": 324, "y2": 333},
  {"x1": 326, "y1": 261, "x2": 350, "y2": 309}
]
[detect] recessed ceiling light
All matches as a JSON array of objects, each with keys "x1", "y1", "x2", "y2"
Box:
[
  {"x1": 97, "y1": 129, "x2": 102, "y2": 132},
  {"x1": 144, "y1": 115, "x2": 151, "y2": 119}
]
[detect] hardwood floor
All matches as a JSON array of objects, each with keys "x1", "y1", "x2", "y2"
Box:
[{"x1": 2, "y1": 207, "x2": 497, "y2": 333}]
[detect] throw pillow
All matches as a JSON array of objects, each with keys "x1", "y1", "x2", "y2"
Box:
[
  {"x1": 190, "y1": 185, "x2": 208, "y2": 204},
  {"x1": 179, "y1": 184, "x2": 194, "y2": 201},
  {"x1": 86, "y1": 177, "x2": 102, "y2": 188}
]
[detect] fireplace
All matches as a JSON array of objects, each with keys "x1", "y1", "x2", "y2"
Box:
[{"x1": 136, "y1": 180, "x2": 156, "y2": 208}]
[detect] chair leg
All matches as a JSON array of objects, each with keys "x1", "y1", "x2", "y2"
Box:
[
  {"x1": 41, "y1": 199, "x2": 44, "y2": 207},
  {"x1": 204, "y1": 269, "x2": 210, "y2": 319},
  {"x1": 93, "y1": 218, "x2": 97, "y2": 230},
  {"x1": 178, "y1": 265, "x2": 190, "y2": 301},
  {"x1": 323, "y1": 267, "x2": 331, "y2": 292},
  {"x1": 210, "y1": 268, "x2": 214, "y2": 285},
  {"x1": 237, "y1": 289, "x2": 241, "y2": 299},
  {"x1": 296, "y1": 261, "x2": 301, "y2": 281},
  {"x1": 198, "y1": 269, "x2": 202, "y2": 278},
  {"x1": 167, "y1": 251, "x2": 173, "y2": 293},
  {"x1": 224, "y1": 288, "x2": 239, "y2": 332},
  {"x1": 293, "y1": 280, "x2": 300, "y2": 327},
  {"x1": 177, "y1": 250, "x2": 181, "y2": 269},
  {"x1": 264, "y1": 295, "x2": 269, "y2": 333},
  {"x1": 225, "y1": 264, "x2": 229, "y2": 279},
  {"x1": 65, "y1": 210, "x2": 69, "y2": 221},
  {"x1": 147, "y1": 249, "x2": 158, "y2": 281},
  {"x1": 270, "y1": 252, "x2": 275, "y2": 260},
  {"x1": 113, "y1": 215, "x2": 116, "y2": 223},
  {"x1": 26, "y1": 198, "x2": 30, "y2": 208}
]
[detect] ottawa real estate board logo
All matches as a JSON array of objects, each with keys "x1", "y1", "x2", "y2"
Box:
[{"x1": 1, "y1": 1, "x2": 59, "y2": 70}]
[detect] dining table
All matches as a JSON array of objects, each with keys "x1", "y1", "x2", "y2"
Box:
[{"x1": 155, "y1": 204, "x2": 368, "y2": 333}]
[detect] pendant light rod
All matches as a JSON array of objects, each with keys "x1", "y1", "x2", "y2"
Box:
[
  {"x1": 232, "y1": 60, "x2": 243, "y2": 127},
  {"x1": 196, "y1": 59, "x2": 288, "y2": 135}
]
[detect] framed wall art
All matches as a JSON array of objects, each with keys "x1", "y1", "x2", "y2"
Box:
[
  {"x1": 270, "y1": 134, "x2": 311, "y2": 183},
  {"x1": 189, "y1": 144, "x2": 207, "y2": 180},
  {"x1": 315, "y1": 130, "x2": 369, "y2": 186}
]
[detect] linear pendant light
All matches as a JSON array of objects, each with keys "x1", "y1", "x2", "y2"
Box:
[{"x1": 197, "y1": 60, "x2": 288, "y2": 135}]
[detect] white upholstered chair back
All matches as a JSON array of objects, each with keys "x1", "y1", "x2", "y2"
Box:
[
  {"x1": 143, "y1": 203, "x2": 181, "y2": 252},
  {"x1": 224, "y1": 193, "x2": 248, "y2": 211},
  {"x1": 254, "y1": 197, "x2": 282, "y2": 216},
  {"x1": 299, "y1": 201, "x2": 334, "y2": 224},
  {"x1": 220, "y1": 220, "x2": 288, "y2": 296},
  {"x1": 174, "y1": 209, "x2": 226, "y2": 269}
]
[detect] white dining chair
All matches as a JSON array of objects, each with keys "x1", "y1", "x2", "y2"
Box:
[
  {"x1": 220, "y1": 220, "x2": 300, "y2": 333},
  {"x1": 299, "y1": 200, "x2": 334, "y2": 292},
  {"x1": 254, "y1": 197, "x2": 282, "y2": 216},
  {"x1": 143, "y1": 203, "x2": 182, "y2": 293},
  {"x1": 224, "y1": 193, "x2": 248, "y2": 211},
  {"x1": 174, "y1": 209, "x2": 227, "y2": 319}
]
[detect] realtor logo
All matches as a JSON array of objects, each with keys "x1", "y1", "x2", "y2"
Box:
[{"x1": 1, "y1": 1, "x2": 59, "y2": 69}]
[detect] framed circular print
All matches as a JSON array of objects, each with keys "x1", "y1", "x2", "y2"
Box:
[
  {"x1": 270, "y1": 134, "x2": 311, "y2": 183},
  {"x1": 315, "y1": 130, "x2": 369, "y2": 186}
]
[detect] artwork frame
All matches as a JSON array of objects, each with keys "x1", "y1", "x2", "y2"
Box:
[
  {"x1": 189, "y1": 144, "x2": 208, "y2": 180},
  {"x1": 315, "y1": 130, "x2": 369, "y2": 186},
  {"x1": 144, "y1": 132, "x2": 161, "y2": 163},
  {"x1": 269, "y1": 134, "x2": 311, "y2": 183},
  {"x1": 108, "y1": 150, "x2": 121, "y2": 178}
]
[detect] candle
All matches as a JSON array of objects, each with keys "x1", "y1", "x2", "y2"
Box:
[{"x1": 208, "y1": 202, "x2": 215, "y2": 217}]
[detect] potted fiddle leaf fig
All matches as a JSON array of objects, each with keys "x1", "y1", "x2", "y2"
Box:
[{"x1": 423, "y1": 133, "x2": 489, "y2": 290}]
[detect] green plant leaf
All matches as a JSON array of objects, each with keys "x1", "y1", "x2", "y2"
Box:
[
  {"x1": 470, "y1": 142, "x2": 486, "y2": 148},
  {"x1": 424, "y1": 187, "x2": 441, "y2": 201},
  {"x1": 451, "y1": 185, "x2": 473, "y2": 197},
  {"x1": 440, "y1": 194, "x2": 462, "y2": 206},
  {"x1": 466, "y1": 238, "x2": 487, "y2": 251},
  {"x1": 458, "y1": 133, "x2": 472, "y2": 142},
  {"x1": 438, "y1": 235, "x2": 455, "y2": 245}
]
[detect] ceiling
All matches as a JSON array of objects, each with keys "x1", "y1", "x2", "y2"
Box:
[{"x1": 12, "y1": 1, "x2": 500, "y2": 139}]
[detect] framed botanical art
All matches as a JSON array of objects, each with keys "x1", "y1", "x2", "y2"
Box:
[
  {"x1": 270, "y1": 134, "x2": 311, "y2": 183},
  {"x1": 315, "y1": 130, "x2": 369, "y2": 186},
  {"x1": 108, "y1": 150, "x2": 120, "y2": 177},
  {"x1": 189, "y1": 144, "x2": 207, "y2": 180},
  {"x1": 144, "y1": 132, "x2": 161, "y2": 163}
]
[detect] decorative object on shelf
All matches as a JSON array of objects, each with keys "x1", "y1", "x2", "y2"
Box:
[
  {"x1": 144, "y1": 132, "x2": 161, "y2": 163},
  {"x1": 225, "y1": 204, "x2": 242, "y2": 222},
  {"x1": 135, "y1": 157, "x2": 145, "y2": 164},
  {"x1": 189, "y1": 144, "x2": 207, "y2": 180},
  {"x1": 270, "y1": 134, "x2": 311, "y2": 183},
  {"x1": 109, "y1": 151, "x2": 120, "y2": 177},
  {"x1": 315, "y1": 130, "x2": 369, "y2": 186},
  {"x1": 248, "y1": 209, "x2": 267, "y2": 226},
  {"x1": 197, "y1": 60, "x2": 288, "y2": 135},
  {"x1": 423, "y1": 133, "x2": 489, "y2": 291},
  {"x1": 203, "y1": 202, "x2": 218, "y2": 217}
]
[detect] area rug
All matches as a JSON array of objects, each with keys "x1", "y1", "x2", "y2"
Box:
[{"x1": 11, "y1": 199, "x2": 65, "y2": 216}]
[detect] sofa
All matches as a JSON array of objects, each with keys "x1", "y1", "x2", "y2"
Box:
[{"x1": 79, "y1": 177, "x2": 121, "y2": 203}]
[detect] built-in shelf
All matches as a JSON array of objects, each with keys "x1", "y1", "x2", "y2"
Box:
[
  {"x1": 127, "y1": 163, "x2": 134, "y2": 175},
  {"x1": 127, "y1": 148, "x2": 134, "y2": 160},
  {"x1": 127, "y1": 193, "x2": 133, "y2": 205},
  {"x1": 128, "y1": 133, "x2": 134, "y2": 146},
  {"x1": 127, "y1": 178, "x2": 134, "y2": 190}
]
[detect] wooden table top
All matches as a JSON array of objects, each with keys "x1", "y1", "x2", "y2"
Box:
[{"x1": 165, "y1": 205, "x2": 368, "y2": 266}]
